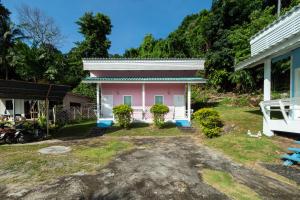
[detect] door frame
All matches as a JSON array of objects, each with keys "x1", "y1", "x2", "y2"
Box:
[{"x1": 101, "y1": 95, "x2": 113, "y2": 118}]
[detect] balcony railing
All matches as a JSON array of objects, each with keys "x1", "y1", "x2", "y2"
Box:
[
  {"x1": 260, "y1": 97, "x2": 300, "y2": 123},
  {"x1": 98, "y1": 106, "x2": 193, "y2": 121}
]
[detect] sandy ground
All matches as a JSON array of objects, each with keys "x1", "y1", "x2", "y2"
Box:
[{"x1": 1, "y1": 137, "x2": 300, "y2": 200}]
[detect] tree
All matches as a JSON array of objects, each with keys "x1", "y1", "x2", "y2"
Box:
[
  {"x1": 76, "y1": 12, "x2": 112, "y2": 58},
  {"x1": 13, "y1": 42, "x2": 68, "y2": 83},
  {"x1": 0, "y1": 3, "x2": 23, "y2": 80},
  {"x1": 17, "y1": 5, "x2": 63, "y2": 47}
]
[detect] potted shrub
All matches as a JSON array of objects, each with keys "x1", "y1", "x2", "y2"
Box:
[
  {"x1": 113, "y1": 104, "x2": 133, "y2": 129},
  {"x1": 150, "y1": 104, "x2": 169, "y2": 128}
]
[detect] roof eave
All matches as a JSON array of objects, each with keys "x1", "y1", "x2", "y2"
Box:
[
  {"x1": 82, "y1": 81, "x2": 206, "y2": 84},
  {"x1": 235, "y1": 32, "x2": 300, "y2": 71}
]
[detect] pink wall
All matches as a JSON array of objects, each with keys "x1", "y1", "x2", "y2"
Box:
[
  {"x1": 101, "y1": 83, "x2": 185, "y2": 107},
  {"x1": 145, "y1": 84, "x2": 185, "y2": 106},
  {"x1": 91, "y1": 70, "x2": 197, "y2": 77},
  {"x1": 101, "y1": 83, "x2": 142, "y2": 106}
]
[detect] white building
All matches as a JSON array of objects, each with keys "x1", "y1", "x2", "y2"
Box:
[{"x1": 234, "y1": 6, "x2": 300, "y2": 136}]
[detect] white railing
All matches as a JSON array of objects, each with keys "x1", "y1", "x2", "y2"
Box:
[
  {"x1": 98, "y1": 105, "x2": 193, "y2": 121},
  {"x1": 260, "y1": 97, "x2": 300, "y2": 124}
]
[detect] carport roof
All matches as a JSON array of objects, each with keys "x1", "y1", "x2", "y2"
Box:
[{"x1": 0, "y1": 80, "x2": 70, "y2": 101}]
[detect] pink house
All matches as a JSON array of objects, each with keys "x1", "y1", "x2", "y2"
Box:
[{"x1": 82, "y1": 59, "x2": 206, "y2": 127}]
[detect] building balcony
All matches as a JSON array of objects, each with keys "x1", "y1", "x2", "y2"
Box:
[{"x1": 260, "y1": 97, "x2": 300, "y2": 134}]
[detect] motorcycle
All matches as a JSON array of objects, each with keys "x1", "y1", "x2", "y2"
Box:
[
  {"x1": 0, "y1": 122, "x2": 16, "y2": 144},
  {"x1": 14, "y1": 122, "x2": 46, "y2": 143}
]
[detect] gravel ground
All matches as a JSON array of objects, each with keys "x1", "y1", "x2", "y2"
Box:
[{"x1": 1, "y1": 137, "x2": 300, "y2": 200}]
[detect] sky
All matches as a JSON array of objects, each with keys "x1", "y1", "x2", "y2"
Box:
[{"x1": 2, "y1": 0, "x2": 212, "y2": 55}]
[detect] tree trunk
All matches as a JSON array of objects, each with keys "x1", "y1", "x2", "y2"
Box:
[{"x1": 4, "y1": 60, "x2": 8, "y2": 80}]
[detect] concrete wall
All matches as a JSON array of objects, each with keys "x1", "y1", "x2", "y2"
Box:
[{"x1": 63, "y1": 93, "x2": 91, "y2": 110}]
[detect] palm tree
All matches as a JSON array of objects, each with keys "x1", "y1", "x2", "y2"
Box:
[{"x1": 0, "y1": 21, "x2": 24, "y2": 80}]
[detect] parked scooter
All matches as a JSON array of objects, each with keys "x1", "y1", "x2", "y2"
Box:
[
  {"x1": 14, "y1": 122, "x2": 46, "y2": 143},
  {"x1": 0, "y1": 122, "x2": 16, "y2": 144}
]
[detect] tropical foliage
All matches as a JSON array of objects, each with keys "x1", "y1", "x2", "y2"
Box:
[
  {"x1": 0, "y1": 3, "x2": 111, "y2": 99},
  {"x1": 150, "y1": 104, "x2": 169, "y2": 128},
  {"x1": 193, "y1": 108, "x2": 222, "y2": 138},
  {"x1": 1, "y1": 1, "x2": 300, "y2": 94},
  {"x1": 113, "y1": 104, "x2": 133, "y2": 129},
  {"x1": 123, "y1": 0, "x2": 300, "y2": 92}
]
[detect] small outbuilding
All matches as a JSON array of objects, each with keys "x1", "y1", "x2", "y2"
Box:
[{"x1": 82, "y1": 58, "x2": 206, "y2": 127}]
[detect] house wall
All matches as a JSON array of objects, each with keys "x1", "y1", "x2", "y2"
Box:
[
  {"x1": 0, "y1": 99, "x2": 25, "y2": 116},
  {"x1": 101, "y1": 83, "x2": 185, "y2": 107},
  {"x1": 101, "y1": 83, "x2": 143, "y2": 106},
  {"x1": 63, "y1": 93, "x2": 91, "y2": 110}
]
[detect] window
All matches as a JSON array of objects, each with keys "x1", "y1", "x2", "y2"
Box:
[
  {"x1": 5, "y1": 100, "x2": 13, "y2": 110},
  {"x1": 154, "y1": 95, "x2": 164, "y2": 104},
  {"x1": 123, "y1": 96, "x2": 132, "y2": 106}
]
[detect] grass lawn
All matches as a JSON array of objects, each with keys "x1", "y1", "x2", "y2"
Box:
[
  {"x1": 202, "y1": 169, "x2": 261, "y2": 200},
  {"x1": 202, "y1": 104, "x2": 284, "y2": 164},
  {"x1": 106, "y1": 122, "x2": 183, "y2": 137},
  {"x1": 53, "y1": 120, "x2": 96, "y2": 138},
  {"x1": 54, "y1": 121, "x2": 184, "y2": 138},
  {"x1": 0, "y1": 139, "x2": 133, "y2": 185}
]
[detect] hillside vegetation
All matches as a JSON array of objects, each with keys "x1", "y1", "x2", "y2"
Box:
[{"x1": 124, "y1": 0, "x2": 300, "y2": 92}]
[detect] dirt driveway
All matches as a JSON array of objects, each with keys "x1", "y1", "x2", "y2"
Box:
[{"x1": 2, "y1": 137, "x2": 300, "y2": 200}]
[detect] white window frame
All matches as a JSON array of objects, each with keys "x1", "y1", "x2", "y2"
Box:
[
  {"x1": 154, "y1": 95, "x2": 164, "y2": 104},
  {"x1": 123, "y1": 95, "x2": 133, "y2": 106}
]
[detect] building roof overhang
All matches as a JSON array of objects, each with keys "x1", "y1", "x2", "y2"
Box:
[
  {"x1": 234, "y1": 32, "x2": 300, "y2": 71},
  {"x1": 82, "y1": 58, "x2": 205, "y2": 71},
  {"x1": 82, "y1": 77, "x2": 207, "y2": 84},
  {"x1": 0, "y1": 80, "x2": 70, "y2": 101}
]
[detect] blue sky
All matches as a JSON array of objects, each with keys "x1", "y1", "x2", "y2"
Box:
[{"x1": 2, "y1": 0, "x2": 212, "y2": 54}]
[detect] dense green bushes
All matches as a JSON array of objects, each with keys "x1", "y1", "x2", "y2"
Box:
[
  {"x1": 193, "y1": 108, "x2": 222, "y2": 138},
  {"x1": 150, "y1": 104, "x2": 169, "y2": 128},
  {"x1": 113, "y1": 105, "x2": 133, "y2": 129}
]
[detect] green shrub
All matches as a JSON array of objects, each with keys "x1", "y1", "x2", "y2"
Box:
[
  {"x1": 202, "y1": 127, "x2": 221, "y2": 138},
  {"x1": 150, "y1": 104, "x2": 169, "y2": 128},
  {"x1": 193, "y1": 108, "x2": 222, "y2": 138},
  {"x1": 37, "y1": 116, "x2": 47, "y2": 130},
  {"x1": 113, "y1": 104, "x2": 133, "y2": 129}
]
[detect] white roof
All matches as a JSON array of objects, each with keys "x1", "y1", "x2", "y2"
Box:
[
  {"x1": 235, "y1": 32, "x2": 300, "y2": 70},
  {"x1": 83, "y1": 58, "x2": 205, "y2": 71},
  {"x1": 235, "y1": 5, "x2": 300, "y2": 71}
]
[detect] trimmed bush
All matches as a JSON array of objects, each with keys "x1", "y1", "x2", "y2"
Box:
[
  {"x1": 193, "y1": 108, "x2": 222, "y2": 138},
  {"x1": 150, "y1": 104, "x2": 169, "y2": 128},
  {"x1": 113, "y1": 104, "x2": 133, "y2": 129},
  {"x1": 202, "y1": 127, "x2": 221, "y2": 138}
]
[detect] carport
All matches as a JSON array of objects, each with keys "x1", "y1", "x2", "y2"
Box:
[{"x1": 0, "y1": 80, "x2": 70, "y2": 135}]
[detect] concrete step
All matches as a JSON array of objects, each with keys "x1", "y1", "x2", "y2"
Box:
[{"x1": 177, "y1": 126, "x2": 197, "y2": 133}]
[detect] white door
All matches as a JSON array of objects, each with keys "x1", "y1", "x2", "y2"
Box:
[
  {"x1": 173, "y1": 95, "x2": 185, "y2": 119},
  {"x1": 101, "y1": 95, "x2": 113, "y2": 118},
  {"x1": 293, "y1": 68, "x2": 300, "y2": 119}
]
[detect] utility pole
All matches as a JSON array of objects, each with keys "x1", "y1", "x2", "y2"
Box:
[{"x1": 277, "y1": 0, "x2": 281, "y2": 17}]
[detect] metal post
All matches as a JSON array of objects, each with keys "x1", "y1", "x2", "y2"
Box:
[
  {"x1": 187, "y1": 83, "x2": 191, "y2": 121},
  {"x1": 53, "y1": 105, "x2": 56, "y2": 125},
  {"x1": 277, "y1": 0, "x2": 281, "y2": 17},
  {"x1": 73, "y1": 107, "x2": 76, "y2": 120},
  {"x1": 12, "y1": 99, "x2": 15, "y2": 123},
  {"x1": 142, "y1": 83, "x2": 145, "y2": 120},
  {"x1": 46, "y1": 99, "x2": 49, "y2": 137},
  {"x1": 96, "y1": 83, "x2": 100, "y2": 120}
]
